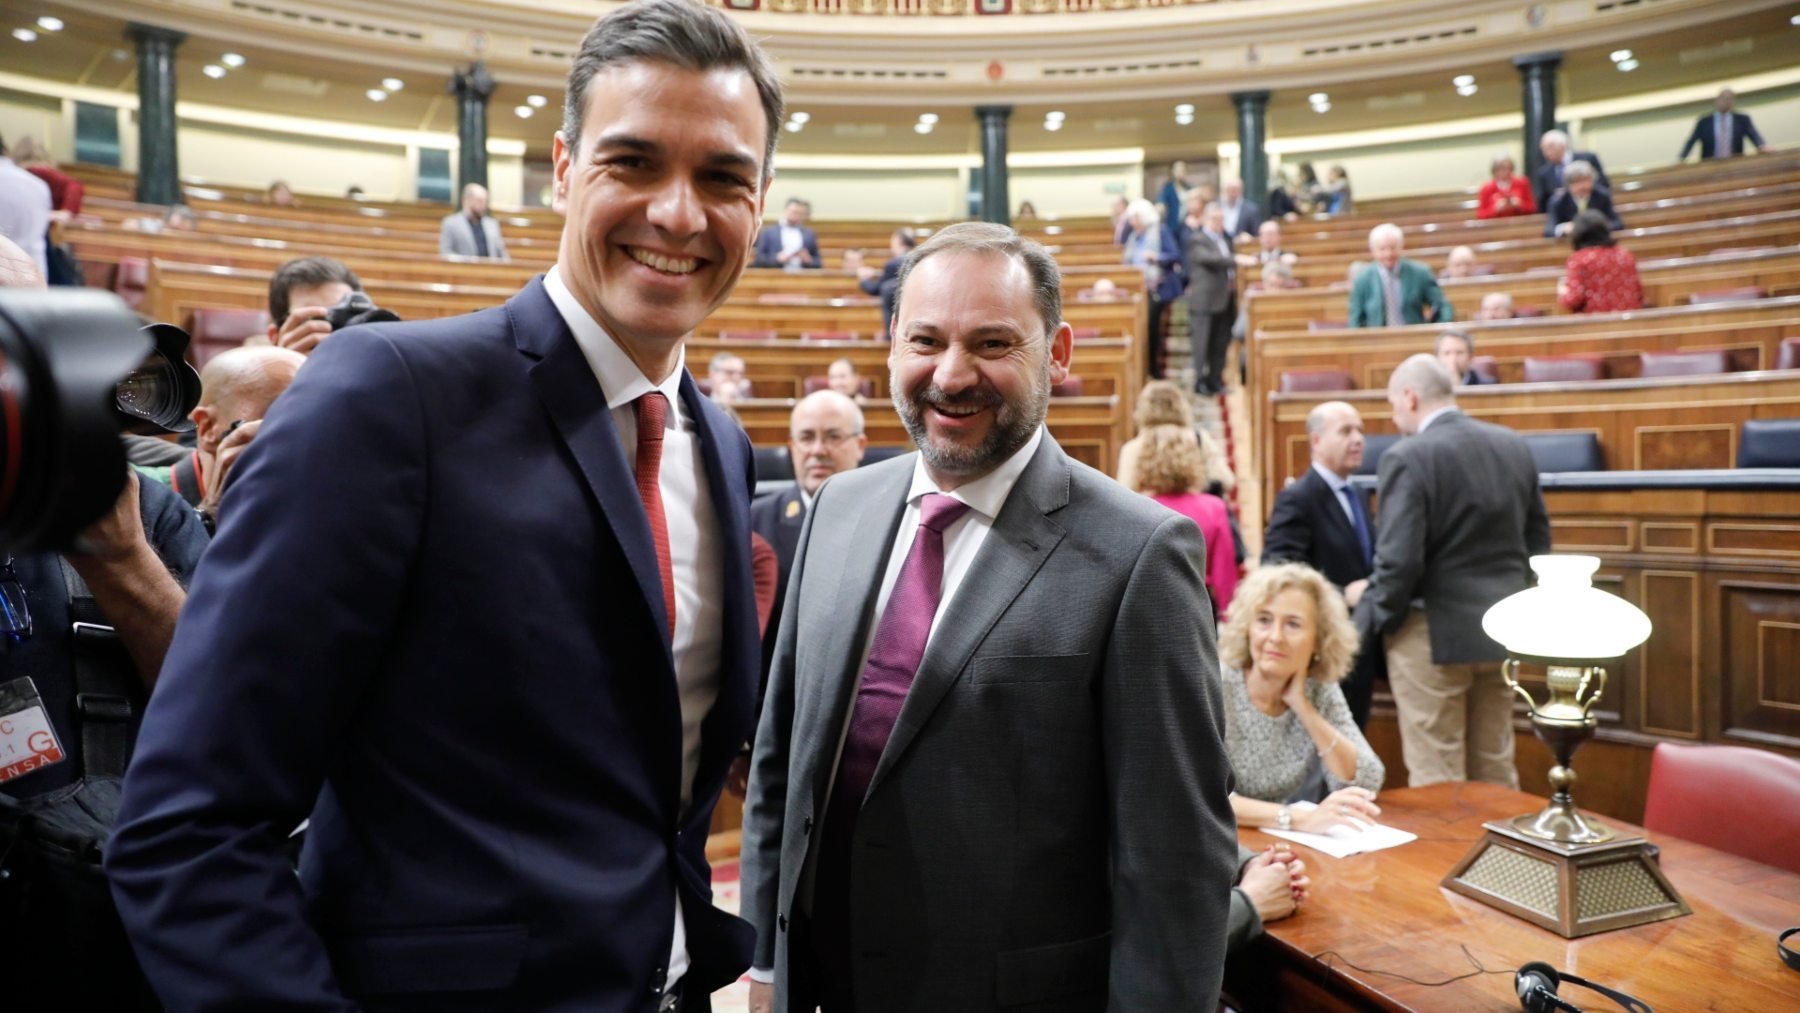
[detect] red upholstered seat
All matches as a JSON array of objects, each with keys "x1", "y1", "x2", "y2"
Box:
[
  {"x1": 186, "y1": 308, "x2": 272, "y2": 366},
  {"x1": 1638, "y1": 349, "x2": 1729, "y2": 378},
  {"x1": 799, "y1": 330, "x2": 859, "y2": 342},
  {"x1": 1277, "y1": 369, "x2": 1353, "y2": 394},
  {"x1": 801, "y1": 375, "x2": 874, "y2": 397},
  {"x1": 114, "y1": 256, "x2": 149, "y2": 310},
  {"x1": 719, "y1": 329, "x2": 777, "y2": 342},
  {"x1": 1644, "y1": 742, "x2": 1800, "y2": 874},
  {"x1": 756, "y1": 292, "x2": 810, "y2": 304},
  {"x1": 1050, "y1": 375, "x2": 1084, "y2": 397},
  {"x1": 1778, "y1": 337, "x2": 1800, "y2": 371},
  {"x1": 1469, "y1": 356, "x2": 1499, "y2": 384},
  {"x1": 1686, "y1": 286, "x2": 1767, "y2": 305},
  {"x1": 1522, "y1": 355, "x2": 1603, "y2": 383}
]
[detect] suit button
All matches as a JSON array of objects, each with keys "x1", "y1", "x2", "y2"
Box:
[{"x1": 778, "y1": 915, "x2": 789, "y2": 932}]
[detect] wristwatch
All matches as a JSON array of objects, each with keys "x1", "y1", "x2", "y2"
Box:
[{"x1": 1277, "y1": 805, "x2": 1292, "y2": 831}]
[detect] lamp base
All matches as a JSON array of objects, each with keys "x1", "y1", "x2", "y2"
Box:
[{"x1": 1441, "y1": 820, "x2": 1690, "y2": 938}]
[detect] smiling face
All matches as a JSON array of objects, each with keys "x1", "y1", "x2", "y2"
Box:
[
  {"x1": 1370, "y1": 230, "x2": 1403, "y2": 272},
  {"x1": 1249, "y1": 587, "x2": 1319, "y2": 686},
  {"x1": 890, "y1": 250, "x2": 1072, "y2": 489},
  {"x1": 552, "y1": 60, "x2": 769, "y2": 374}
]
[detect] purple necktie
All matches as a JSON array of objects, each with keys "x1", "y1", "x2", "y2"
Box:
[{"x1": 832, "y1": 493, "x2": 971, "y2": 809}]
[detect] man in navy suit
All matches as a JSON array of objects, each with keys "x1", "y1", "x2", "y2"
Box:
[
  {"x1": 1680, "y1": 88, "x2": 1770, "y2": 161},
  {"x1": 1532, "y1": 129, "x2": 1610, "y2": 212},
  {"x1": 1542, "y1": 161, "x2": 1622, "y2": 238},
  {"x1": 753, "y1": 197, "x2": 822, "y2": 270},
  {"x1": 1261, "y1": 400, "x2": 1382, "y2": 727},
  {"x1": 105, "y1": 2, "x2": 783, "y2": 1009}
]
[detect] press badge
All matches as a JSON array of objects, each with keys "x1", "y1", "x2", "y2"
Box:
[{"x1": 0, "y1": 676, "x2": 67, "y2": 784}]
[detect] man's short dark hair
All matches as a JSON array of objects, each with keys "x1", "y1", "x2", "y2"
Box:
[
  {"x1": 893, "y1": 227, "x2": 918, "y2": 251},
  {"x1": 1570, "y1": 210, "x2": 1616, "y2": 251},
  {"x1": 1437, "y1": 328, "x2": 1474, "y2": 353},
  {"x1": 561, "y1": 0, "x2": 784, "y2": 181},
  {"x1": 893, "y1": 222, "x2": 1063, "y2": 342},
  {"x1": 269, "y1": 256, "x2": 363, "y2": 323}
]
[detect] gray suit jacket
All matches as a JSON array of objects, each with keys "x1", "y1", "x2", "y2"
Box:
[
  {"x1": 438, "y1": 211, "x2": 510, "y2": 261},
  {"x1": 742, "y1": 436, "x2": 1236, "y2": 1012},
  {"x1": 1363, "y1": 410, "x2": 1552, "y2": 664},
  {"x1": 1184, "y1": 229, "x2": 1236, "y2": 315}
]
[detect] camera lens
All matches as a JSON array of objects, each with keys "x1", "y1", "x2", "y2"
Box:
[{"x1": 115, "y1": 352, "x2": 188, "y2": 429}]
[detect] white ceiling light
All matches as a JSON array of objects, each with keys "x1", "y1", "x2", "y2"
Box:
[
  {"x1": 526, "y1": 94, "x2": 548, "y2": 108},
  {"x1": 913, "y1": 122, "x2": 933, "y2": 134},
  {"x1": 1174, "y1": 103, "x2": 1195, "y2": 115},
  {"x1": 1312, "y1": 101, "x2": 1332, "y2": 113},
  {"x1": 203, "y1": 64, "x2": 226, "y2": 79},
  {"x1": 1453, "y1": 74, "x2": 1474, "y2": 87},
  {"x1": 1043, "y1": 120, "x2": 1063, "y2": 132},
  {"x1": 784, "y1": 120, "x2": 803, "y2": 133},
  {"x1": 514, "y1": 105, "x2": 533, "y2": 118},
  {"x1": 789, "y1": 110, "x2": 810, "y2": 124},
  {"x1": 1175, "y1": 115, "x2": 1195, "y2": 127},
  {"x1": 1610, "y1": 49, "x2": 1633, "y2": 63},
  {"x1": 1617, "y1": 58, "x2": 1640, "y2": 72},
  {"x1": 1045, "y1": 110, "x2": 1065, "y2": 122},
  {"x1": 382, "y1": 77, "x2": 405, "y2": 92},
  {"x1": 1457, "y1": 83, "x2": 1479, "y2": 97},
  {"x1": 1792, "y1": 13, "x2": 1800, "y2": 24},
  {"x1": 365, "y1": 88, "x2": 388, "y2": 102},
  {"x1": 36, "y1": 16, "x2": 63, "y2": 31},
  {"x1": 1308, "y1": 92, "x2": 1328, "y2": 104},
  {"x1": 918, "y1": 112, "x2": 939, "y2": 125},
  {"x1": 221, "y1": 52, "x2": 245, "y2": 68},
  {"x1": 12, "y1": 28, "x2": 38, "y2": 42}
]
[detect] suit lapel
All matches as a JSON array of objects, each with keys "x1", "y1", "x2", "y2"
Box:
[
  {"x1": 866, "y1": 438, "x2": 1070, "y2": 798},
  {"x1": 512, "y1": 278, "x2": 673, "y2": 670}
]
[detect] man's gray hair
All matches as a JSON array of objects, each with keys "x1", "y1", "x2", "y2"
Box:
[
  {"x1": 709, "y1": 351, "x2": 744, "y2": 370},
  {"x1": 1490, "y1": 152, "x2": 1515, "y2": 173},
  {"x1": 561, "y1": 0, "x2": 784, "y2": 180},
  {"x1": 1564, "y1": 160, "x2": 1596, "y2": 183},
  {"x1": 1368, "y1": 222, "x2": 1404, "y2": 250},
  {"x1": 1389, "y1": 353, "x2": 1456, "y2": 404},
  {"x1": 892, "y1": 222, "x2": 1064, "y2": 341},
  {"x1": 1436, "y1": 328, "x2": 1474, "y2": 353},
  {"x1": 1540, "y1": 128, "x2": 1570, "y2": 149}
]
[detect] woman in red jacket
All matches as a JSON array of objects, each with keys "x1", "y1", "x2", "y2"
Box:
[
  {"x1": 1476, "y1": 153, "x2": 1535, "y2": 219},
  {"x1": 1559, "y1": 210, "x2": 1644, "y2": 314}
]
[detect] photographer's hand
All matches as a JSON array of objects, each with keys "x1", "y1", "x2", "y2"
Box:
[
  {"x1": 200, "y1": 420, "x2": 262, "y2": 522},
  {"x1": 67, "y1": 471, "x2": 186, "y2": 689},
  {"x1": 275, "y1": 306, "x2": 334, "y2": 355}
]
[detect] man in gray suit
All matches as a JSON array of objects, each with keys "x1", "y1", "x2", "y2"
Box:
[
  {"x1": 742, "y1": 222, "x2": 1236, "y2": 1013},
  {"x1": 438, "y1": 182, "x2": 510, "y2": 261},
  {"x1": 1360, "y1": 354, "x2": 1551, "y2": 787},
  {"x1": 1184, "y1": 200, "x2": 1236, "y2": 395}
]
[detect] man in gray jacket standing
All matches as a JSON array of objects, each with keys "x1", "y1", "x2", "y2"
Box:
[
  {"x1": 742, "y1": 222, "x2": 1236, "y2": 1013},
  {"x1": 438, "y1": 182, "x2": 510, "y2": 261},
  {"x1": 1361, "y1": 354, "x2": 1551, "y2": 788}
]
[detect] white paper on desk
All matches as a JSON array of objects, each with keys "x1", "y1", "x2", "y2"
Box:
[{"x1": 1262, "y1": 802, "x2": 1418, "y2": 858}]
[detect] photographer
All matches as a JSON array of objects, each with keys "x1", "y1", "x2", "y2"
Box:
[
  {"x1": 169, "y1": 346, "x2": 305, "y2": 527},
  {"x1": 264, "y1": 256, "x2": 395, "y2": 354}
]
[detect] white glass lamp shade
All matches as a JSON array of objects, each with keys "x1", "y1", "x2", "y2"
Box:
[{"x1": 1482, "y1": 555, "x2": 1652, "y2": 661}]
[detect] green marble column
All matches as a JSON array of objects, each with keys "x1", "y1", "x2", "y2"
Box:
[{"x1": 130, "y1": 23, "x2": 185, "y2": 207}]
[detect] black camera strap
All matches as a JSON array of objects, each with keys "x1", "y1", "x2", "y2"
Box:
[{"x1": 57, "y1": 558, "x2": 136, "y2": 780}]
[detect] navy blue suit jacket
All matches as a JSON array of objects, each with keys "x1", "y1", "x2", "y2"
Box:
[
  {"x1": 1681, "y1": 111, "x2": 1766, "y2": 160},
  {"x1": 106, "y1": 278, "x2": 761, "y2": 1011},
  {"x1": 1543, "y1": 186, "x2": 1623, "y2": 237},
  {"x1": 752, "y1": 224, "x2": 821, "y2": 269}
]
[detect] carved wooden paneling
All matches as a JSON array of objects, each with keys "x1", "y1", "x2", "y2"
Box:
[
  {"x1": 1640, "y1": 571, "x2": 1701, "y2": 738},
  {"x1": 1710, "y1": 523, "x2": 1800, "y2": 559},
  {"x1": 1635, "y1": 424, "x2": 1736, "y2": 470},
  {"x1": 1717, "y1": 580, "x2": 1800, "y2": 750},
  {"x1": 1551, "y1": 519, "x2": 1634, "y2": 553},
  {"x1": 1641, "y1": 522, "x2": 1699, "y2": 553}
]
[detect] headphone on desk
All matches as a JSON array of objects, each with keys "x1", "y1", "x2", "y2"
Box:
[{"x1": 1515, "y1": 961, "x2": 1653, "y2": 1013}]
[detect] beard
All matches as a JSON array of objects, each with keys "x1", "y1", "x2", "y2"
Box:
[{"x1": 892, "y1": 356, "x2": 1051, "y2": 479}]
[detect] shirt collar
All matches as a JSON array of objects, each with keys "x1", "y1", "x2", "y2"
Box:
[
  {"x1": 1311, "y1": 461, "x2": 1352, "y2": 492},
  {"x1": 544, "y1": 264, "x2": 687, "y2": 419},
  {"x1": 904, "y1": 426, "x2": 1045, "y2": 521},
  {"x1": 1418, "y1": 405, "x2": 1457, "y2": 433}
]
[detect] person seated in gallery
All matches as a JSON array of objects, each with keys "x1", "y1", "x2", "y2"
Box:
[{"x1": 1476, "y1": 153, "x2": 1535, "y2": 219}]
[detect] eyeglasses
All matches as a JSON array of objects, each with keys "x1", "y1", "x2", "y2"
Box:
[
  {"x1": 0, "y1": 555, "x2": 32, "y2": 644},
  {"x1": 791, "y1": 430, "x2": 861, "y2": 450}
]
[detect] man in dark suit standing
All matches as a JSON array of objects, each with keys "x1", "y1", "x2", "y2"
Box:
[
  {"x1": 1185, "y1": 201, "x2": 1237, "y2": 394},
  {"x1": 858, "y1": 227, "x2": 916, "y2": 340},
  {"x1": 754, "y1": 197, "x2": 822, "y2": 270},
  {"x1": 1680, "y1": 88, "x2": 1770, "y2": 160},
  {"x1": 1360, "y1": 355, "x2": 1551, "y2": 788},
  {"x1": 743, "y1": 223, "x2": 1235, "y2": 1013},
  {"x1": 105, "y1": 2, "x2": 782, "y2": 1009},
  {"x1": 1220, "y1": 177, "x2": 1262, "y2": 246},
  {"x1": 1532, "y1": 129, "x2": 1610, "y2": 212},
  {"x1": 1262, "y1": 400, "x2": 1381, "y2": 728}
]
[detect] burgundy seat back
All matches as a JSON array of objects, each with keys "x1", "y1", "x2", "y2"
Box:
[
  {"x1": 801, "y1": 375, "x2": 874, "y2": 397},
  {"x1": 1050, "y1": 375, "x2": 1084, "y2": 397},
  {"x1": 1643, "y1": 742, "x2": 1800, "y2": 874},
  {"x1": 1469, "y1": 356, "x2": 1499, "y2": 384},
  {"x1": 1277, "y1": 369, "x2": 1353, "y2": 394},
  {"x1": 114, "y1": 256, "x2": 149, "y2": 310},
  {"x1": 1638, "y1": 349, "x2": 1729, "y2": 379},
  {"x1": 1779, "y1": 337, "x2": 1800, "y2": 371},
  {"x1": 186, "y1": 308, "x2": 273, "y2": 366},
  {"x1": 1522, "y1": 355, "x2": 1603, "y2": 383},
  {"x1": 1686, "y1": 286, "x2": 1767, "y2": 305},
  {"x1": 799, "y1": 330, "x2": 858, "y2": 342},
  {"x1": 719, "y1": 329, "x2": 777, "y2": 342}
]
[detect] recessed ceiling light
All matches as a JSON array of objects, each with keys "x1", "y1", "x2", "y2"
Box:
[
  {"x1": 365, "y1": 88, "x2": 388, "y2": 102},
  {"x1": 1453, "y1": 74, "x2": 1474, "y2": 87},
  {"x1": 1617, "y1": 58, "x2": 1640, "y2": 72},
  {"x1": 1312, "y1": 101, "x2": 1332, "y2": 113},
  {"x1": 784, "y1": 120, "x2": 803, "y2": 133},
  {"x1": 1175, "y1": 113, "x2": 1195, "y2": 126},
  {"x1": 913, "y1": 122, "x2": 933, "y2": 134},
  {"x1": 514, "y1": 105, "x2": 533, "y2": 118},
  {"x1": 1457, "y1": 84, "x2": 1479, "y2": 97},
  {"x1": 1174, "y1": 103, "x2": 1195, "y2": 115},
  {"x1": 918, "y1": 112, "x2": 939, "y2": 125},
  {"x1": 1610, "y1": 49, "x2": 1633, "y2": 63},
  {"x1": 1043, "y1": 120, "x2": 1063, "y2": 132},
  {"x1": 789, "y1": 110, "x2": 810, "y2": 124},
  {"x1": 1792, "y1": 13, "x2": 1800, "y2": 24},
  {"x1": 526, "y1": 94, "x2": 548, "y2": 108},
  {"x1": 221, "y1": 52, "x2": 245, "y2": 67},
  {"x1": 12, "y1": 28, "x2": 38, "y2": 42},
  {"x1": 1308, "y1": 92, "x2": 1328, "y2": 104},
  {"x1": 382, "y1": 77, "x2": 404, "y2": 92},
  {"x1": 36, "y1": 16, "x2": 63, "y2": 31},
  {"x1": 1045, "y1": 110, "x2": 1065, "y2": 121},
  {"x1": 203, "y1": 64, "x2": 226, "y2": 79}
]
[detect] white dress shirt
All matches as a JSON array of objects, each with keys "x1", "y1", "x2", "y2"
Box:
[
  {"x1": 0, "y1": 157, "x2": 52, "y2": 279},
  {"x1": 1311, "y1": 461, "x2": 1359, "y2": 530},
  {"x1": 545, "y1": 264, "x2": 725, "y2": 991},
  {"x1": 750, "y1": 426, "x2": 1046, "y2": 982}
]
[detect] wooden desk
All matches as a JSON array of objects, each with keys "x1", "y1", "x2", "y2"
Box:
[{"x1": 1229, "y1": 782, "x2": 1800, "y2": 1011}]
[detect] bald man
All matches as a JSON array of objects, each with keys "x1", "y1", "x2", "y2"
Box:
[
  {"x1": 439, "y1": 182, "x2": 509, "y2": 260},
  {"x1": 1360, "y1": 355, "x2": 1549, "y2": 787},
  {"x1": 170, "y1": 346, "x2": 306, "y2": 522}
]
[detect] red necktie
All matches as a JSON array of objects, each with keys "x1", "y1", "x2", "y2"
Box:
[{"x1": 633, "y1": 392, "x2": 676, "y2": 644}]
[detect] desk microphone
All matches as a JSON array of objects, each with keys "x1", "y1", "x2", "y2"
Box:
[{"x1": 1515, "y1": 961, "x2": 1653, "y2": 1013}]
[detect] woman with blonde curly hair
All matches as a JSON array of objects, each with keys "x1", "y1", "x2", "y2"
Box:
[
  {"x1": 1218, "y1": 563, "x2": 1385, "y2": 834},
  {"x1": 1134, "y1": 424, "x2": 1237, "y2": 612}
]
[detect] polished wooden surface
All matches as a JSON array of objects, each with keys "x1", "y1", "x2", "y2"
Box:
[{"x1": 1228, "y1": 782, "x2": 1800, "y2": 1012}]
